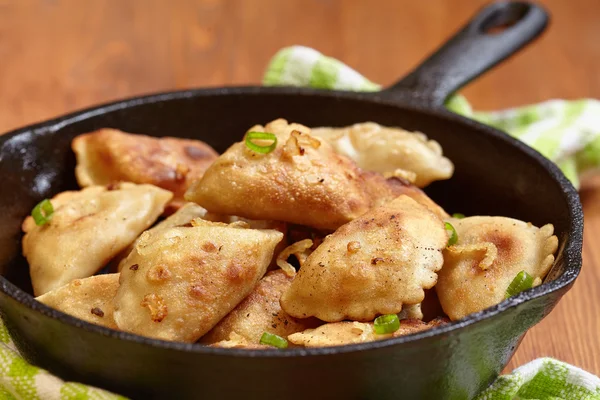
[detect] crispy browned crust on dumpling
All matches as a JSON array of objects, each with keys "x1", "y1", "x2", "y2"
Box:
[
  {"x1": 288, "y1": 318, "x2": 448, "y2": 347},
  {"x1": 23, "y1": 183, "x2": 172, "y2": 296},
  {"x1": 116, "y1": 202, "x2": 209, "y2": 272},
  {"x1": 185, "y1": 119, "x2": 445, "y2": 229},
  {"x1": 436, "y1": 216, "x2": 559, "y2": 321},
  {"x1": 113, "y1": 220, "x2": 283, "y2": 342},
  {"x1": 36, "y1": 274, "x2": 120, "y2": 329},
  {"x1": 312, "y1": 122, "x2": 454, "y2": 187},
  {"x1": 280, "y1": 195, "x2": 447, "y2": 322},
  {"x1": 200, "y1": 270, "x2": 320, "y2": 345},
  {"x1": 72, "y1": 128, "x2": 218, "y2": 209}
]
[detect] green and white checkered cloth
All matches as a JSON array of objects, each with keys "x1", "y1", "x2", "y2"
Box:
[
  {"x1": 264, "y1": 46, "x2": 600, "y2": 189},
  {"x1": 1, "y1": 45, "x2": 599, "y2": 400},
  {"x1": 0, "y1": 322, "x2": 125, "y2": 400}
]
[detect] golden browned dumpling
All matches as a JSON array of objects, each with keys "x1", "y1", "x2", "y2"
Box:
[
  {"x1": 185, "y1": 119, "x2": 446, "y2": 230},
  {"x1": 22, "y1": 183, "x2": 172, "y2": 296},
  {"x1": 288, "y1": 318, "x2": 448, "y2": 347},
  {"x1": 311, "y1": 122, "x2": 454, "y2": 187},
  {"x1": 113, "y1": 219, "x2": 283, "y2": 342},
  {"x1": 116, "y1": 204, "x2": 288, "y2": 272},
  {"x1": 200, "y1": 270, "x2": 319, "y2": 345},
  {"x1": 72, "y1": 128, "x2": 218, "y2": 211},
  {"x1": 116, "y1": 202, "x2": 209, "y2": 272},
  {"x1": 280, "y1": 195, "x2": 448, "y2": 322},
  {"x1": 436, "y1": 216, "x2": 559, "y2": 320},
  {"x1": 36, "y1": 274, "x2": 120, "y2": 329}
]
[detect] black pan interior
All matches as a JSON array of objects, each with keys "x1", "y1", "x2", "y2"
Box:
[{"x1": 0, "y1": 87, "x2": 580, "y2": 317}]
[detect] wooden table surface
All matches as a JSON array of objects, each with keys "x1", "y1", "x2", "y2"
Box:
[{"x1": 1, "y1": 0, "x2": 599, "y2": 376}]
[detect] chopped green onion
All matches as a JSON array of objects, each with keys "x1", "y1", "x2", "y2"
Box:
[
  {"x1": 245, "y1": 132, "x2": 278, "y2": 154},
  {"x1": 373, "y1": 314, "x2": 400, "y2": 334},
  {"x1": 505, "y1": 270, "x2": 534, "y2": 298},
  {"x1": 452, "y1": 213, "x2": 465, "y2": 219},
  {"x1": 259, "y1": 332, "x2": 288, "y2": 348},
  {"x1": 445, "y1": 222, "x2": 458, "y2": 246},
  {"x1": 31, "y1": 199, "x2": 54, "y2": 226}
]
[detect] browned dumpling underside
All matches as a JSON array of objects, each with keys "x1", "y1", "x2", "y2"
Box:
[
  {"x1": 436, "y1": 216, "x2": 558, "y2": 321},
  {"x1": 185, "y1": 119, "x2": 446, "y2": 230},
  {"x1": 113, "y1": 219, "x2": 283, "y2": 342},
  {"x1": 288, "y1": 318, "x2": 449, "y2": 347},
  {"x1": 72, "y1": 128, "x2": 218, "y2": 211},
  {"x1": 280, "y1": 195, "x2": 448, "y2": 322},
  {"x1": 36, "y1": 274, "x2": 120, "y2": 329},
  {"x1": 200, "y1": 270, "x2": 320, "y2": 345},
  {"x1": 23, "y1": 183, "x2": 172, "y2": 296}
]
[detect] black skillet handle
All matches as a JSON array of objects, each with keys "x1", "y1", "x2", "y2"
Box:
[{"x1": 379, "y1": 1, "x2": 549, "y2": 108}]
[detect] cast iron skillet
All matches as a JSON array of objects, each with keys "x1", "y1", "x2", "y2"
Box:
[{"x1": 0, "y1": 2, "x2": 583, "y2": 399}]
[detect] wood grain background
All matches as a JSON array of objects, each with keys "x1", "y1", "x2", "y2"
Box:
[{"x1": 0, "y1": 0, "x2": 598, "y2": 376}]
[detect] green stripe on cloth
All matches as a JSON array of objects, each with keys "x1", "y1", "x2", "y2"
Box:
[
  {"x1": 263, "y1": 48, "x2": 294, "y2": 86},
  {"x1": 0, "y1": 324, "x2": 11, "y2": 346},
  {"x1": 0, "y1": 340, "x2": 126, "y2": 400},
  {"x1": 577, "y1": 134, "x2": 600, "y2": 171},
  {"x1": 7, "y1": 357, "x2": 39, "y2": 400},
  {"x1": 309, "y1": 57, "x2": 341, "y2": 89},
  {"x1": 0, "y1": 386, "x2": 17, "y2": 400},
  {"x1": 532, "y1": 100, "x2": 587, "y2": 159},
  {"x1": 475, "y1": 358, "x2": 600, "y2": 400},
  {"x1": 557, "y1": 158, "x2": 580, "y2": 189}
]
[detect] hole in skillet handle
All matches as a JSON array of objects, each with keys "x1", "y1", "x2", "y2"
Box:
[{"x1": 480, "y1": 2, "x2": 532, "y2": 35}]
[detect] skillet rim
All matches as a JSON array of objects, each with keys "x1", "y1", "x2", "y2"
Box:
[{"x1": 0, "y1": 85, "x2": 584, "y2": 358}]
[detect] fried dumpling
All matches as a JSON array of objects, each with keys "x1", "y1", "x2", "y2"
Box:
[
  {"x1": 116, "y1": 203, "x2": 288, "y2": 272},
  {"x1": 280, "y1": 195, "x2": 447, "y2": 322},
  {"x1": 36, "y1": 274, "x2": 120, "y2": 329},
  {"x1": 113, "y1": 219, "x2": 283, "y2": 342},
  {"x1": 311, "y1": 122, "x2": 454, "y2": 187},
  {"x1": 436, "y1": 216, "x2": 559, "y2": 321},
  {"x1": 117, "y1": 202, "x2": 209, "y2": 272},
  {"x1": 22, "y1": 183, "x2": 172, "y2": 295},
  {"x1": 185, "y1": 119, "x2": 446, "y2": 230},
  {"x1": 200, "y1": 270, "x2": 319, "y2": 345},
  {"x1": 288, "y1": 318, "x2": 448, "y2": 347},
  {"x1": 72, "y1": 128, "x2": 218, "y2": 211}
]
